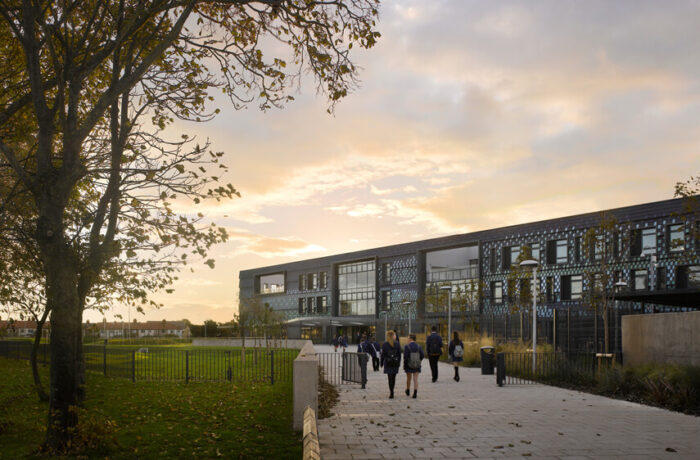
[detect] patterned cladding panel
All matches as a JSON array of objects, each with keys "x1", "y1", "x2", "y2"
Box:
[
  {"x1": 480, "y1": 217, "x2": 699, "y2": 315},
  {"x1": 379, "y1": 255, "x2": 418, "y2": 286}
]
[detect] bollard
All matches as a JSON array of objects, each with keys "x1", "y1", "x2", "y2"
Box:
[
  {"x1": 270, "y1": 350, "x2": 275, "y2": 385},
  {"x1": 496, "y1": 352, "x2": 505, "y2": 387}
]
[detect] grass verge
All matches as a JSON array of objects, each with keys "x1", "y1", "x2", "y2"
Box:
[{"x1": 0, "y1": 357, "x2": 301, "y2": 459}]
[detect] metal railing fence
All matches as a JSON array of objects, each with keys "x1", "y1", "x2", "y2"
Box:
[
  {"x1": 0, "y1": 340, "x2": 297, "y2": 385},
  {"x1": 496, "y1": 351, "x2": 617, "y2": 386}
]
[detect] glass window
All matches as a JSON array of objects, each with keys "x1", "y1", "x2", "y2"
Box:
[
  {"x1": 298, "y1": 274, "x2": 306, "y2": 292},
  {"x1": 570, "y1": 274, "x2": 582, "y2": 300},
  {"x1": 510, "y1": 245, "x2": 521, "y2": 266},
  {"x1": 633, "y1": 270, "x2": 648, "y2": 290},
  {"x1": 320, "y1": 272, "x2": 327, "y2": 290},
  {"x1": 689, "y1": 266, "x2": 700, "y2": 289},
  {"x1": 382, "y1": 263, "x2": 391, "y2": 283},
  {"x1": 641, "y1": 228, "x2": 656, "y2": 256},
  {"x1": 676, "y1": 265, "x2": 700, "y2": 289},
  {"x1": 656, "y1": 267, "x2": 666, "y2": 291},
  {"x1": 337, "y1": 260, "x2": 376, "y2": 316},
  {"x1": 310, "y1": 273, "x2": 318, "y2": 290},
  {"x1": 593, "y1": 235, "x2": 604, "y2": 261},
  {"x1": 668, "y1": 224, "x2": 684, "y2": 252},
  {"x1": 426, "y1": 246, "x2": 479, "y2": 281},
  {"x1": 307, "y1": 297, "x2": 316, "y2": 314},
  {"x1": 319, "y1": 296, "x2": 328, "y2": 313},
  {"x1": 298, "y1": 298, "x2": 306, "y2": 314},
  {"x1": 574, "y1": 237, "x2": 581, "y2": 263},
  {"x1": 491, "y1": 281, "x2": 503, "y2": 304},
  {"x1": 382, "y1": 290, "x2": 391, "y2": 308},
  {"x1": 547, "y1": 239, "x2": 568, "y2": 264},
  {"x1": 546, "y1": 276, "x2": 554, "y2": 302},
  {"x1": 556, "y1": 240, "x2": 568, "y2": 264},
  {"x1": 258, "y1": 273, "x2": 284, "y2": 294},
  {"x1": 489, "y1": 248, "x2": 497, "y2": 273},
  {"x1": 527, "y1": 242, "x2": 541, "y2": 262}
]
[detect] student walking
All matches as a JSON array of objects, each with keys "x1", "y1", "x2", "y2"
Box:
[
  {"x1": 448, "y1": 331, "x2": 464, "y2": 382},
  {"x1": 380, "y1": 330, "x2": 402, "y2": 398},
  {"x1": 369, "y1": 335, "x2": 381, "y2": 371},
  {"x1": 332, "y1": 334, "x2": 339, "y2": 352},
  {"x1": 403, "y1": 334, "x2": 424, "y2": 398},
  {"x1": 426, "y1": 326, "x2": 443, "y2": 382}
]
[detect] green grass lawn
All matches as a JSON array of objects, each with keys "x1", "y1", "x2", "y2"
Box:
[{"x1": 0, "y1": 357, "x2": 302, "y2": 459}]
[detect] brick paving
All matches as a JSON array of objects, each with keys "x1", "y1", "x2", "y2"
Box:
[{"x1": 314, "y1": 345, "x2": 700, "y2": 459}]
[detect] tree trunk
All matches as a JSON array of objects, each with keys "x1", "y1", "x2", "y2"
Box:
[
  {"x1": 43, "y1": 248, "x2": 82, "y2": 450},
  {"x1": 31, "y1": 309, "x2": 50, "y2": 402},
  {"x1": 603, "y1": 306, "x2": 609, "y2": 355}
]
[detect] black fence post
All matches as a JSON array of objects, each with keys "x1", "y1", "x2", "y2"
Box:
[
  {"x1": 496, "y1": 352, "x2": 505, "y2": 387},
  {"x1": 103, "y1": 342, "x2": 107, "y2": 377},
  {"x1": 185, "y1": 350, "x2": 189, "y2": 384},
  {"x1": 360, "y1": 353, "x2": 367, "y2": 389},
  {"x1": 131, "y1": 350, "x2": 136, "y2": 383},
  {"x1": 270, "y1": 350, "x2": 274, "y2": 385},
  {"x1": 227, "y1": 351, "x2": 232, "y2": 382}
]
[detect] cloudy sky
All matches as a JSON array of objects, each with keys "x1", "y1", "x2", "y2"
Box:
[{"x1": 85, "y1": 0, "x2": 700, "y2": 325}]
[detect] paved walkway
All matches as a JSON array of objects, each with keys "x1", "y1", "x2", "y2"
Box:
[{"x1": 314, "y1": 345, "x2": 700, "y2": 459}]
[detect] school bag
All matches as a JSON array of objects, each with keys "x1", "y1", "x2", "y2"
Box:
[
  {"x1": 453, "y1": 343, "x2": 464, "y2": 358},
  {"x1": 428, "y1": 338, "x2": 441, "y2": 355},
  {"x1": 385, "y1": 347, "x2": 400, "y2": 367},
  {"x1": 408, "y1": 350, "x2": 421, "y2": 369}
]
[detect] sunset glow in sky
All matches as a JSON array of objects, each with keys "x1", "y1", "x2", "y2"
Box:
[{"x1": 84, "y1": 0, "x2": 700, "y2": 325}]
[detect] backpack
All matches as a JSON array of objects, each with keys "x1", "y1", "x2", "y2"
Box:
[
  {"x1": 408, "y1": 351, "x2": 421, "y2": 369},
  {"x1": 453, "y1": 344, "x2": 464, "y2": 358},
  {"x1": 385, "y1": 347, "x2": 400, "y2": 367},
  {"x1": 428, "y1": 338, "x2": 441, "y2": 355}
]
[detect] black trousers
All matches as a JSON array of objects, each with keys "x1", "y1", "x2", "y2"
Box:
[
  {"x1": 428, "y1": 355, "x2": 440, "y2": 381},
  {"x1": 372, "y1": 356, "x2": 379, "y2": 371},
  {"x1": 387, "y1": 373, "x2": 396, "y2": 393}
]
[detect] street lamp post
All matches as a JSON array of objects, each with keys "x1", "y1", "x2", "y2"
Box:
[
  {"x1": 439, "y1": 286, "x2": 452, "y2": 348},
  {"x1": 520, "y1": 259, "x2": 539, "y2": 373},
  {"x1": 403, "y1": 301, "x2": 412, "y2": 335},
  {"x1": 379, "y1": 311, "x2": 388, "y2": 339}
]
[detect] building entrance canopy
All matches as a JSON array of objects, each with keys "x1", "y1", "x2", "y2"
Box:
[{"x1": 284, "y1": 316, "x2": 375, "y2": 328}]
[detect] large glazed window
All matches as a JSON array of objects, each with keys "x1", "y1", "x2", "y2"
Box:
[
  {"x1": 425, "y1": 246, "x2": 479, "y2": 313},
  {"x1": 426, "y1": 246, "x2": 479, "y2": 282},
  {"x1": 338, "y1": 260, "x2": 376, "y2": 316},
  {"x1": 258, "y1": 273, "x2": 285, "y2": 294}
]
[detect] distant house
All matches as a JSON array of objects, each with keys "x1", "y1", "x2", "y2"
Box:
[
  {"x1": 0, "y1": 319, "x2": 189, "y2": 339},
  {"x1": 88, "y1": 320, "x2": 191, "y2": 339},
  {"x1": 0, "y1": 320, "x2": 51, "y2": 338}
]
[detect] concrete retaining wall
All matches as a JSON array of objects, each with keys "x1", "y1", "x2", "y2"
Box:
[
  {"x1": 622, "y1": 311, "x2": 700, "y2": 367},
  {"x1": 293, "y1": 341, "x2": 318, "y2": 431},
  {"x1": 192, "y1": 338, "x2": 309, "y2": 349}
]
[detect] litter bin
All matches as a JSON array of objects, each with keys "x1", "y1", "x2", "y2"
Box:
[{"x1": 480, "y1": 346, "x2": 495, "y2": 375}]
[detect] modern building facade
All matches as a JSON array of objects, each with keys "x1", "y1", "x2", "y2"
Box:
[{"x1": 239, "y1": 198, "x2": 700, "y2": 351}]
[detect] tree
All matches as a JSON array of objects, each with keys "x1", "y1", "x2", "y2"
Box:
[
  {"x1": 238, "y1": 296, "x2": 284, "y2": 338},
  {"x1": 0, "y1": 0, "x2": 379, "y2": 449},
  {"x1": 674, "y1": 175, "x2": 700, "y2": 247},
  {"x1": 581, "y1": 212, "x2": 629, "y2": 356}
]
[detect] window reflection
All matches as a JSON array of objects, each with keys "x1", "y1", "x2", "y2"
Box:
[{"x1": 338, "y1": 260, "x2": 376, "y2": 316}]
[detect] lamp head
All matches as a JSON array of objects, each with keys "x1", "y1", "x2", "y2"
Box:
[
  {"x1": 615, "y1": 281, "x2": 628, "y2": 288},
  {"x1": 439, "y1": 285, "x2": 452, "y2": 292},
  {"x1": 519, "y1": 259, "x2": 539, "y2": 268}
]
